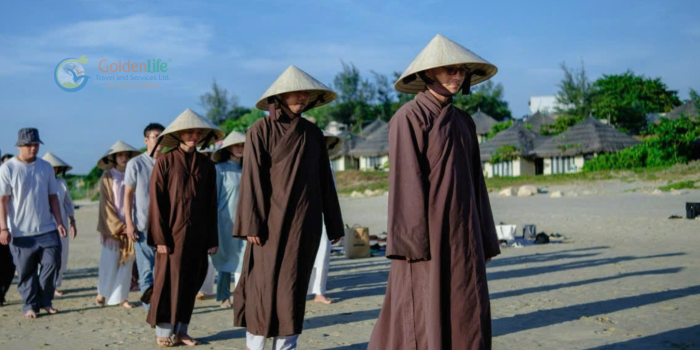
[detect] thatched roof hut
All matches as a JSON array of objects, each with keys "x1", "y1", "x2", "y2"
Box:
[
  {"x1": 350, "y1": 122, "x2": 389, "y2": 157},
  {"x1": 479, "y1": 121, "x2": 547, "y2": 161},
  {"x1": 332, "y1": 130, "x2": 365, "y2": 158},
  {"x1": 532, "y1": 116, "x2": 641, "y2": 157},
  {"x1": 360, "y1": 119, "x2": 387, "y2": 137},
  {"x1": 471, "y1": 109, "x2": 499, "y2": 135},
  {"x1": 525, "y1": 112, "x2": 557, "y2": 134},
  {"x1": 666, "y1": 101, "x2": 699, "y2": 121}
]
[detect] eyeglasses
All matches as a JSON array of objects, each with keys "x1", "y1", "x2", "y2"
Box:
[{"x1": 443, "y1": 65, "x2": 469, "y2": 76}]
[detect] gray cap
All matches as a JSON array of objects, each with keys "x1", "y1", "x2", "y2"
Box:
[{"x1": 16, "y1": 128, "x2": 44, "y2": 147}]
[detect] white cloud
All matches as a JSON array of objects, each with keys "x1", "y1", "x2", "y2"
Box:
[{"x1": 0, "y1": 14, "x2": 213, "y2": 75}]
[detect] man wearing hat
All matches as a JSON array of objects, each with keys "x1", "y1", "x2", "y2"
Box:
[
  {"x1": 124, "y1": 123, "x2": 165, "y2": 310},
  {"x1": 232, "y1": 66, "x2": 344, "y2": 349},
  {"x1": 368, "y1": 34, "x2": 501, "y2": 350},
  {"x1": 0, "y1": 128, "x2": 68, "y2": 318},
  {"x1": 42, "y1": 152, "x2": 78, "y2": 296},
  {"x1": 145, "y1": 108, "x2": 222, "y2": 347}
]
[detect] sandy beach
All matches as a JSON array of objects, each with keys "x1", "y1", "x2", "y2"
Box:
[{"x1": 1, "y1": 179, "x2": 699, "y2": 350}]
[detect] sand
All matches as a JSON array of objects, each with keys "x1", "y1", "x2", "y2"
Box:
[{"x1": 0, "y1": 180, "x2": 698, "y2": 350}]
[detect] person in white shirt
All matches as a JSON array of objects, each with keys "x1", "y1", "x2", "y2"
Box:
[{"x1": 0, "y1": 128, "x2": 68, "y2": 319}]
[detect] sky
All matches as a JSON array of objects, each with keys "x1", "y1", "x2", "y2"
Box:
[{"x1": 1, "y1": 0, "x2": 699, "y2": 173}]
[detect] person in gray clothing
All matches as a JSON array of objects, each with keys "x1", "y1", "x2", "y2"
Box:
[
  {"x1": 124, "y1": 123, "x2": 164, "y2": 310},
  {"x1": 0, "y1": 128, "x2": 68, "y2": 318}
]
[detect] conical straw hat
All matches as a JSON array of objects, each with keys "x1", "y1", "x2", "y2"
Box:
[
  {"x1": 97, "y1": 140, "x2": 140, "y2": 171},
  {"x1": 395, "y1": 34, "x2": 498, "y2": 94},
  {"x1": 42, "y1": 152, "x2": 72, "y2": 172},
  {"x1": 323, "y1": 131, "x2": 343, "y2": 158},
  {"x1": 212, "y1": 131, "x2": 246, "y2": 162},
  {"x1": 158, "y1": 108, "x2": 225, "y2": 149},
  {"x1": 255, "y1": 66, "x2": 337, "y2": 111}
]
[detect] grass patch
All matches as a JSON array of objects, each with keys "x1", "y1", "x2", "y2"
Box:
[
  {"x1": 658, "y1": 181, "x2": 698, "y2": 192},
  {"x1": 335, "y1": 170, "x2": 389, "y2": 195},
  {"x1": 334, "y1": 162, "x2": 700, "y2": 195}
]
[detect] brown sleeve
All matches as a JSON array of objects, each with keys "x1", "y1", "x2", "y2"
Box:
[
  {"x1": 319, "y1": 133, "x2": 344, "y2": 241},
  {"x1": 233, "y1": 124, "x2": 269, "y2": 239},
  {"x1": 98, "y1": 174, "x2": 126, "y2": 236},
  {"x1": 206, "y1": 161, "x2": 219, "y2": 249},
  {"x1": 386, "y1": 112, "x2": 431, "y2": 260},
  {"x1": 469, "y1": 117, "x2": 501, "y2": 259},
  {"x1": 147, "y1": 157, "x2": 171, "y2": 247}
]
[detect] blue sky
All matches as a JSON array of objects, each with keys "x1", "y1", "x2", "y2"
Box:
[{"x1": 1, "y1": 0, "x2": 698, "y2": 173}]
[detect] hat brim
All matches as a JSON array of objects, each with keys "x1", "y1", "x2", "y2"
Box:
[
  {"x1": 97, "y1": 151, "x2": 140, "y2": 171},
  {"x1": 255, "y1": 89, "x2": 337, "y2": 111},
  {"x1": 395, "y1": 62, "x2": 498, "y2": 94},
  {"x1": 158, "y1": 128, "x2": 226, "y2": 149}
]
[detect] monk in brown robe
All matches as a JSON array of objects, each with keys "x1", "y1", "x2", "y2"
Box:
[
  {"x1": 232, "y1": 66, "x2": 344, "y2": 350},
  {"x1": 368, "y1": 34, "x2": 502, "y2": 350},
  {"x1": 145, "y1": 108, "x2": 224, "y2": 347}
]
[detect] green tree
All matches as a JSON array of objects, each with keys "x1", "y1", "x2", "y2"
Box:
[
  {"x1": 304, "y1": 104, "x2": 334, "y2": 130},
  {"x1": 555, "y1": 61, "x2": 594, "y2": 120},
  {"x1": 486, "y1": 120, "x2": 513, "y2": 139},
  {"x1": 199, "y1": 79, "x2": 245, "y2": 125},
  {"x1": 592, "y1": 71, "x2": 681, "y2": 132},
  {"x1": 220, "y1": 109, "x2": 266, "y2": 134},
  {"x1": 453, "y1": 80, "x2": 512, "y2": 120},
  {"x1": 371, "y1": 71, "x2": 394, "y2": 121},
  {"x1": 331, "y1": 61, "x2": 377, "y2": 128}
]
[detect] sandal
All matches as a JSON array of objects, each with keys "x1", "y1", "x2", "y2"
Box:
[
  {"x1": 95, "y1": 296, "x2": 106, "y2": 307},
  {"x1": 174, "y1": 333, "x2": 201, "y2": 346}
]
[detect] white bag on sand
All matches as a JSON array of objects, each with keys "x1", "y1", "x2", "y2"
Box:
[{"x1": 496, "y1": 225, "x2": 516, "y2": 241}]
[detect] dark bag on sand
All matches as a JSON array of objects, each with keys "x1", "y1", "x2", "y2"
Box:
[
  {"x1": 535, "y1": 233, "x2": 550, "y2": 244},
  {"x1": 523, "y1": 225, "x2": 537, "y2": 240},
  {"x1": 687, "y1": 202, "x2": 700, "y2": 219}
]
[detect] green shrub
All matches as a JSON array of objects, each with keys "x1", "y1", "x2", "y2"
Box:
[{"x1": 583, "y1": 117, "x2": 700, "y2": 171}]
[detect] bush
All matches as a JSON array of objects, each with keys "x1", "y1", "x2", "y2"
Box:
[{"x1": 583, "y1": 117, "x2": 700, "y2": 171}]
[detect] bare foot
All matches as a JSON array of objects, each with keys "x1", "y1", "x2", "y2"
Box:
[
  {"x1": 314, "y1": 294, "x2": 333, "y2": 305},
  {"x1": 174, "y1": 333, "x2": 201, "y2": 346},
  {"x1": 96, "y1": 295, "x2": 106, "y2": 307},
  {"x1": 44, "y1": 306, "x2": 59, "y2": 314},
  {"x1": 24, "y1": 310, "x2": 37, "y2": 319},
  {"x1": 54, "y1": 290, "x2": 64, "y2": 297},
  {"x1": 195, "y1": 293, "x2": 213, "y2": 300},
  {"x1": 156, "y1": 336, "x2": 174, "y2": 347},
  {"x1": 120, "y1": 300, "x2": 135, "y2": 309},
  {"x1": 220, "y1": 298, "x2": 232, "y2": 308}
]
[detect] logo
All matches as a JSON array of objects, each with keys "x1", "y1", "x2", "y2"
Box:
[{"x1": 54, "y1": 55, "x2": 90, "y2": 92}]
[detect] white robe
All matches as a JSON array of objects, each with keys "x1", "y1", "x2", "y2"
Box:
[
  {"x1": 308, "y1": 225, "x2": 331, "y2": 295},
  {"x1": 199, "y1": 260, "x2": 216, "y2": 295},
  {"x1": 98, "y1": 245, "x2": 135, "y2": 305},
  {"x1": 54, "y1": 177, "x2": 74, "y2": 287}
]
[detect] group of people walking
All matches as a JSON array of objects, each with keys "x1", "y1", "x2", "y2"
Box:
[{"x1": 0, "y1": 34, "x2": 502, "y2": 350}]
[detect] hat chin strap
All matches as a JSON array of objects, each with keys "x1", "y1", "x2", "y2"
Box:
[
  {"x1": 268, "y1": 94, "x2": 326, "y2": 119},
  {"x1": 199, "y1": 131, "x2": 215, "y2": 151}
]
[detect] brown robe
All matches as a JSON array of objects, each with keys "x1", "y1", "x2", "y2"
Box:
[
  {"x1": 368, "y1": 91, "x2": 501, "y2": 350},
  {"x1": 146, "y1": 147, "x2": 218, "y2": 327},
  {"x1": 232, "y1": 112, "x2": 344, "y2": 337}
]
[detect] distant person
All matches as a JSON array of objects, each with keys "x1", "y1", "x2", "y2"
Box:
[
  {"x1": 95, "y1": 141, "x2": 140, "y2": 309},
  {"x1": 124, "y1": 122, "x2": 164, "y2": 310},
  {"x1": 1, "y1": 154, "x2": 13, "y2": 164},
  {"x1": 0, "y1": 148, "x2": 16, "y2": 307},
  {"x1": 368, "y1": 34, "x2": 501, "y2": 350},
  {"x1": 41, "y1": 152, "x2": 78, "y2": 296},
  {"x1": 145, "y1": 109, "x2": 221, "y2": 347},
  {"x1": 210, "y1": 131, "x2": 247, "y2": 308},
  {"x1": 307, "y1": 132, "x2": 343, "y2": 305},
  {"x1": 0, "y1": 128, "x2": 68, "y2": 318},
  {"x1": 233, "y1": 66, "x2": 344, "y2": 350}
]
